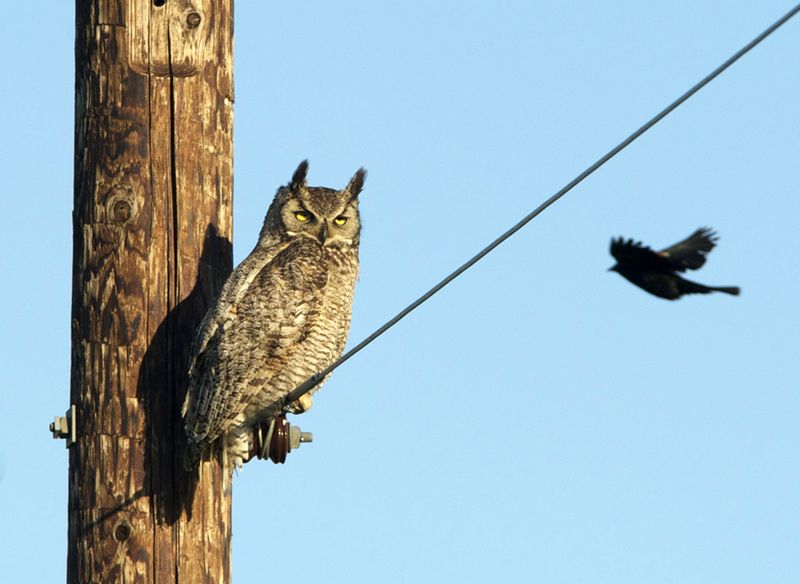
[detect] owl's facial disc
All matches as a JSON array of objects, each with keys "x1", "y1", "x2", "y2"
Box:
[{"x1": 281, "y1": 193, "x2": 359, "y2": 247}]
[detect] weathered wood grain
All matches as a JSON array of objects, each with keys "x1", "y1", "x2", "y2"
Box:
[{"x1": 71, "y1": 1, "x2": 234, "y2": 582}]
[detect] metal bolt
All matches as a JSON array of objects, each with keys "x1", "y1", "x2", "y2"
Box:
[
  {"x1": 50, "y1": 417, "x2": 69, "y2": 439},
  {"x1": 50, "y1": 405, "x2": 77, "y2": 448},
  {"x1": 289, "y1": 425, "x2": 313, "y2": 451}
]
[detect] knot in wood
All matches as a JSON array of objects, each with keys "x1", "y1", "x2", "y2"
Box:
[
  {"x1": 112, "y1": 199, "x2": 132, "y2": 224},
  {"x1": 186, "y1": 12, "x2": 202, "y2": 29},
  {"x1": 105, "y1": 188, "x2": 137, "y2": 225}
]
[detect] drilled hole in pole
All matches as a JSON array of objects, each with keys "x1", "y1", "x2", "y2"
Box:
[{"x1": 154, "y1": 0, "x2": 166, "y2": 7}]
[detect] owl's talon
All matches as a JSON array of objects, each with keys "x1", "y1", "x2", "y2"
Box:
[{"x1": 289, "y1": 393, "x2": 313, "y2": 414}]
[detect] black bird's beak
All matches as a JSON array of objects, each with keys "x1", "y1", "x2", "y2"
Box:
[{"x1": 317, "y1": 221, "x2": 328, "y2": 245}]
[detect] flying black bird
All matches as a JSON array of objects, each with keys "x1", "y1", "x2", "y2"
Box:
[{"x1": 609, "y1": 227, "x2": 740, "y2": 300}]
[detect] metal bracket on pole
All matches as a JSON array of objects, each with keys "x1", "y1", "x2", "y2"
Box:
[{"x1": 50, "y1": 405, "x2": 77, "y2": 448}]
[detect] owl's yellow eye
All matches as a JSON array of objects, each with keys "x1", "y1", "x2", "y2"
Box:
[
  {"x1": 333, "y1": 216, "x2": 348, "y2": 226},
  {"x1": 295, "y1": 211, "x2": 311, "y2": 222}
]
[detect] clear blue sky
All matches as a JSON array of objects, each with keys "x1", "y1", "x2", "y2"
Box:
[{"x1": 2, "y1": 2, "x2": 798, "y2": 582}]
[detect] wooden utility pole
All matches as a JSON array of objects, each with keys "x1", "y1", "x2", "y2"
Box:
[{"x1": 69, "y1": 1, "x2": 234, "y2": 581}]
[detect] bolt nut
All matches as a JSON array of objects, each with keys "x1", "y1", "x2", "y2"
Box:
[
  {"x1": 50, "y1": 405, "x2": 77, "y2": 448},
  {"x1": 289, "y1": 425, "x2": 313, "y2": 451},
  {"x1": 51, "y1": 416, "x2": 69, "y2": 439}
]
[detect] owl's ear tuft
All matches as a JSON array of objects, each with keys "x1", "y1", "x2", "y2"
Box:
[
  {"x1": 291, "y1": 160, "x2": 309, "y2": 190},
  {"x1": 345, "y1": 167, "x2": 367, "y2": 199}
]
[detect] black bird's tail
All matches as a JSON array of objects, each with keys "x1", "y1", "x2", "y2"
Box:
[
  {"x1": 709, "y1": 285, "x2": 740, "y2": 296},
  {"x1": 677, "y1": 276, "x2": 740, "y2": 297}
]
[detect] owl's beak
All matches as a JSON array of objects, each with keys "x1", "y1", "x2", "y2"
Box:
[{"x1": 317, "y1": 221, "x2": 328, "y2": 245}]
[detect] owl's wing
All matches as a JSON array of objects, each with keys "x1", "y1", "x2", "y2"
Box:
[
  {"x1": 610, "y1": 237, "x2": 674, "y2": 271},
  {"x1": 184, "y1": 241, "x2": 328, "y2": 446},
  {"x1": 658, "y1": 227, "x2": 717, "y2": 271},
  {"x1": 181, "y1": 249, "x2": 275, "y2": 433},
  {"x1": 189, "y1": 248, "x2": 279, "y2": 366}
]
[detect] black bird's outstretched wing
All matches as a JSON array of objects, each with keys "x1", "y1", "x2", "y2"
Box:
[
  {"x1": 659, "y1": 227, "x2": 718, "y2": 271},
  {"x1": 610, "y1": 237, "x2": 674, "y2": 272}
]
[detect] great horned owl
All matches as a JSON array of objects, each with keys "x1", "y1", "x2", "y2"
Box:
[{"x1": 182, "y1": 160, "x2": 366, "y2": 472}]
